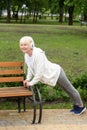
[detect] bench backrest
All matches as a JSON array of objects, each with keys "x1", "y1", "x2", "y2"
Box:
[{"x1": 0, "y1": 62, "x2": 24, "y2": 83}]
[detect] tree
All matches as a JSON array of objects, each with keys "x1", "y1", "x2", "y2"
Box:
[
  {"x1": 64, "y1": 0, "x2": 87, "y2": 25},
  {"x1": 49, "y1": 0, "x2": 66, "y2": 23},
  {"x1": 64, "y1": 0, "x2": 75, "y2": 25},
  {"x1": 59, "y1": 0, "x2": 65, "y2": 23},
  {"x1": 12, "y1": 0, "x2": 49, "y2": 23},
  {"x1": 7, "y1": 0, "x2": 11, "y2": 23},
  {"x1": 26, "y1": 0, "x2": 49, "y2": 23},
  {"x1": 81, "y1": 0, "x2": 87, "y2": 21},
  {"x1": 0, "y1": 0, "x2": 5, "y2": 17},
  {"x1": 12, "y1": 0, "x2": 24, "y2": 22},
  {"x1": 0, "y1": 0, "x2": 11, "y2": 23}
]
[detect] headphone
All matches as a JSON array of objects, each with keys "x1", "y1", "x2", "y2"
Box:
[{"x1": 30, "y1": 41, "x2": 34, "y2": 49}]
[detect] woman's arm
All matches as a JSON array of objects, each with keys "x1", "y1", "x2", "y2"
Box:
[{"x1": 29, "y1": 52, "x2": 45, "y2": 86}]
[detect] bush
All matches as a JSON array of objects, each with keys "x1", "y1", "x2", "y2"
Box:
[
  {"x1": 37, "y1": 83, "x2": 69, "y2": 102},
  {"x1": 77, "y1": 86, "x2": 87, "y2": 101},
  {"x1": 73, "y1": 72, "x2": 87, "y2": 89},
  {"x1": 72, "y1": 72, "x2": 87, "y2": 101},
  {"x1": 38, "y1": 72, "x2": 87, "y2": 102}
]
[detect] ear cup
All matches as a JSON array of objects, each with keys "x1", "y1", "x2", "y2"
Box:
[
  {"x1": 30, "y1": 39, "x2": 34, "y2": 49},
  {"x1": 30, "y1": 42, "x2": 34, "y2": 49}
]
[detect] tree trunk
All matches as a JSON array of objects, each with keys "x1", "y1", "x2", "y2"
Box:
[
  {"x1": 59, "y1": 0, "x2": 64, "y2": 23},
  {"x1": 59, "y1": 8, "x2": 63, "y2": 23},
  {"x1": 7, "y1": 0, "x2": 11, "y2": 23},
  {"x1": 68, "y1": 6, "x2": 74, "y2": 25},
  {"x1": 84, "y1": 13, "x2": 87, "y2": 22},
  {"x1": 33, "y1": 11, "x2": 36, "y2": 23}
]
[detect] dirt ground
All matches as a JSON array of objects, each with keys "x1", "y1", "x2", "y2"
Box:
[{"x1": 0, "y1": 109, "x2": 87, "y2": 130}]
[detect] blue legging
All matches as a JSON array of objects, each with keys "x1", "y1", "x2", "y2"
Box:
[{"x1": 57, "y1": 67, "x2": 83, "y2": 106}]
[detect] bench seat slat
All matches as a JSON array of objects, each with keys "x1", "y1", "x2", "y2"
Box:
[
  {"x1": 0, "y1": 87, "x2": 27, "y2": 91},
  {"x1": 0, "y1": 89, "x2": 30, "y2": 93},
  {"x1": 0, "y1": 87, "x2": 32, "y2": 98},
  {"x1": 0, "y1": 92, "x2": 32, "y2": 98},
  {"x1": 0, "y1": 88, "x2": 30, "y2": 93}
]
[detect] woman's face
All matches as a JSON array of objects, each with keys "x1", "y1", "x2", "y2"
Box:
[{"x1": 20, "y1": 42, "x2": 32, "y2": 54}]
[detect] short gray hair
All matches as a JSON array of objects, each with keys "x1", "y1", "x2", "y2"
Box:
[{"x1": 20, "y1": 36, "x2": 35, "y2": 48}]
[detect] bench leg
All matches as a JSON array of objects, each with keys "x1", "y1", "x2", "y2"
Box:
[
  {"x1": 36, "y1": 87, "x2": 42, "y2": 124},
  {"x1": 29, "y1": 86, "x2": 42, "y2": 124},
  {"x1": 32, "y1": 103, "x2": 36, "y2": 124},
  {"x1": 18, "y1": 97, "x2": 26, "y2": 113},
  {"x1": 23, "y1": 97, "x2": 26, "y2": 112},
  {"x1": 18, "y1": 97, "x2": 21, "y2": 113}
]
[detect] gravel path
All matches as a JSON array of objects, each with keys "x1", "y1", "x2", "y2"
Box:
[{"x1": 0, "y1": 109, "x2": 86, "y2": 130}]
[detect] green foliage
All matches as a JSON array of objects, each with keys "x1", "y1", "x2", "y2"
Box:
[
  {"x1": 38, "y1": 72, "x2": 87, "y2": 102},
  {"x1": 77, "y1": 86, "x2": 87, "y2": 101},
  {"x1": 72, "y1": 72, "x2": 87, "y2": 101},
  {"x1": 37, "y1": 83, "x2": 69, "y2": 102},
  {"x1": 73, "y1": 72, "x2": 87, "y2": 89}
]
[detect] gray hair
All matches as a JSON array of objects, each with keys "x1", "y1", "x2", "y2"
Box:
[{"x1": 20, "y1": 36, "x2": 35, "y2": 48}]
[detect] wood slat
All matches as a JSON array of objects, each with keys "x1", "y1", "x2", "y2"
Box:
[
  {"x1": 0, "y1": 87, "x2": 33, "y2": 98},
  {"x1": 0, "y1": 62, "x2": 23, "y2": 67},
  {"x1": 0, "y1": 90, "x2": 32, "y2": 94},
  {"x1": 0, "y1": 92, "x2": 32, "y2": 98},
  {"x1": 0, "y1": 87, "x2": 29, "y2": 92},
  {"x1": 0, "y1": 77, "x2": 24, "y2": 83},
  {"x1": 0, "y1": 69, "x2": 24, "y2": 75},
  {"x1": 0, "y1": 87, "x2": 26, "y2": 91},
  {"x1": 0, "y1": 89, "x2": 29, "y2": 93}
]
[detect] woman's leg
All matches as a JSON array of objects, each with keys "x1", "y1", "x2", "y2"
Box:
[{"x1": 57, "y1": 67, "x2": 83, "y2": 107}]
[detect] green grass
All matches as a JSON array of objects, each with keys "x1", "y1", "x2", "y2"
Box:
[
  {"x1": 0, "y1": 24, "x2": 87, "y2": 109},
  {"x1": 0, "y1": 24, "x2": 87, "y2": 78},
  {"x1": 0, "y1": 100, "x2": 87, "y2": 110}
]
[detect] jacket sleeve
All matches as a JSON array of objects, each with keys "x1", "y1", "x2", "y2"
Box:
[
  {"x1": 24, "y1": 54, "x2": 33, "y2": 81},
  {"x1": 29, "y1": 52, "x2": 45, "y2": 86},
  {"x1": 26, "y1": 67, "x2": 33, "y2": 81}
]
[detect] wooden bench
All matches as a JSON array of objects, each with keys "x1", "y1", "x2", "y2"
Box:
[{"x1": 0, "y1": 61, "x2": 42, "y2": 124}]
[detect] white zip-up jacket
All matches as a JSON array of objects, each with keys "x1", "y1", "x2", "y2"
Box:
[{"x1": 25, "y1": 47, "x2": 61, "y2": 86}]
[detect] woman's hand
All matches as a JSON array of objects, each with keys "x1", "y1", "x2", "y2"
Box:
[{"x1": 23, "y1": 80, "x2": 30, "y2": 88}]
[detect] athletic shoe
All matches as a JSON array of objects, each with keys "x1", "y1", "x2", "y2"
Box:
[
  {"x1": 70, "y1": 105, "x2": 79, "y2": 113},
  {"x1": 73, "y1": 106, "x2": 86, "y2": 115}
]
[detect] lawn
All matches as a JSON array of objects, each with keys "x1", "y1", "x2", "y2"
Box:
[
  {"x1": 0, "y1": 24, "x2": 87, "y2": 79},
  {"x1": 0, "y1": 23, "x2": 87, "y2": 109}
]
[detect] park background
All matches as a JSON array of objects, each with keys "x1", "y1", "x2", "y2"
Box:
[{"x1": 0, "y1": 0, "x2": 87, "y2": 110}]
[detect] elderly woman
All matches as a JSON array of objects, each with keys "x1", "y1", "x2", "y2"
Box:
[{"x1": 19, "y1": 36, "x2": 86, "y2": 115}]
